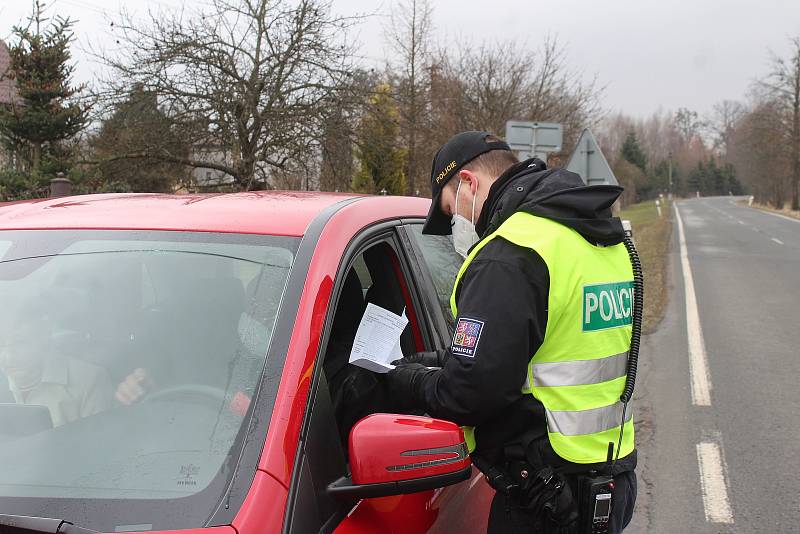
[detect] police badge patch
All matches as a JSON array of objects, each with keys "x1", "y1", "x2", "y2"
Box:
[{"x1": 451, "y1": 317, "x2": 484, "y2": 358}]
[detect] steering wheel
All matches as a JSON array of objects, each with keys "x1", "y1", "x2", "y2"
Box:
[{"x1": 144, "y1": 384, "x2": 227, "y2": 405}]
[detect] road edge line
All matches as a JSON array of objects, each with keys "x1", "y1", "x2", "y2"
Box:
[{"x1": 674, "y1": 203, "x2": 712, "y2": 406}]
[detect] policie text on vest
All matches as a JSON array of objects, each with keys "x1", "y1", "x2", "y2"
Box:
[{"x1": 583, "y1": 282, "x2": 635, "y2": 332}]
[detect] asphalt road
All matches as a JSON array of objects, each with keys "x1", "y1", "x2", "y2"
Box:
[{"x1": 627, "y1": 197, "x2": 800, "y2": 533}]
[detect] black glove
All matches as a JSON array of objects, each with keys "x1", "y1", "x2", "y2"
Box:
[
  {"x1": 391, "y1": 348, "x2": 449, "y2": 368},
  {"x1": 518, "y1": 468, "x2": 579, "y2": 530},
  {"x1": 386, "y1": 363, "x2": 436, "y2": 410}
]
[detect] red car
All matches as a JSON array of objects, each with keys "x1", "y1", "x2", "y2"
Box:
[{"x1": 0, "y1": 192, "x2": 494, "y2": 534}]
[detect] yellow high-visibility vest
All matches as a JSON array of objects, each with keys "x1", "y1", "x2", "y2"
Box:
[{"x1": 451, "y1": 212, "x2": 635, "y2": 464}]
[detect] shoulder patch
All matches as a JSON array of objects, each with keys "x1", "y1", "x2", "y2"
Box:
[{"x1": 451, "y1": 317, "x2": 485, "y2": 358}]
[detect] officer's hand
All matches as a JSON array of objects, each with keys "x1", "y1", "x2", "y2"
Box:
[
  {"x1": 386, "y1": 363, "x2": 436, "y2": 410},
  {"x1": 391, "y1": 349, "x2": 449, "y2": 368}
]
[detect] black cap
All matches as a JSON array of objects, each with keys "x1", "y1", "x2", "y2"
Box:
[{"x1": 423, "y1": 131, "x2": 511, "y2": 235}]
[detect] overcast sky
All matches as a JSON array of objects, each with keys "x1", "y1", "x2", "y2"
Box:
[{"x1": 3, "y1": 0, "x2": 800, "y2": 119}]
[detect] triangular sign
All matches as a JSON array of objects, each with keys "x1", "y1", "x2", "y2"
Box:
[{"x1": 565, "y1": 129, "x2": 618, "y2": 186}]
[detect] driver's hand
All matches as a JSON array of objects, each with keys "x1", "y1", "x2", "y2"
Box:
[{"x1": 115, "y1": 368, "x2": 154, "y2": 405}]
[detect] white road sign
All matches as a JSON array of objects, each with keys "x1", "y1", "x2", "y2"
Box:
[
  {"x1": 565, "y1": 128, "x2": 618, "y2": 186},
  {"x1": 505, "y1": 121, "x2": 563, "y2": 160}
]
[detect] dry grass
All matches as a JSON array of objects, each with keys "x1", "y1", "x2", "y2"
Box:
[
  {"x1": 746, "y1": 201, "x2": 800, "y2": 220},
  {"x1": 621, "y1": 199, "x2": 673, "y2": 333}
]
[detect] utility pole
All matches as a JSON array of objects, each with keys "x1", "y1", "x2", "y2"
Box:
[
  {"x1": 668, "y1": 151, "x2": 673, "y2": 200},
  {"x1": 792, "y1": 43, "x2": 800, "y2": 210}
]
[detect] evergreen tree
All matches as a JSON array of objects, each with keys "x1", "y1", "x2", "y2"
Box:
[
  {"x1": 688, "y1": 161, "x2": 705, "y2": 195},
  {"x1": 91, "y1": 85, "x2": 188, "y2": 192},
  {"x1": 612, "y1": 159, "x2": 644, "y2": 206},
  {"x1": 620, "y1": 131, "x2": 648, "y2": 172},
  {"x1": 0, "y1": 1, "x2": 87, "y2": 172},
  {"x1": 724, "y1": 163, "x2": 744, "y2": 195},
  {"x1": 707, "y1": 157, "x2": 727, "y2": 196},
  {"x1": 352, "y1": 83, "x2": 407, "y2": 194},
  {"x1": 652, "y1": 160, "x2": 671, "y2": 194}
]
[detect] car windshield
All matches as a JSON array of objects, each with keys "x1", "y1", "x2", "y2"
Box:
[{"x1": 0, "y1": 229, "x2": 298, "y2": 531}]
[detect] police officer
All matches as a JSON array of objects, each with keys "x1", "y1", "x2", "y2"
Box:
[{"x1": 387, "y1": 131, "x2": 637, "y2": 533}]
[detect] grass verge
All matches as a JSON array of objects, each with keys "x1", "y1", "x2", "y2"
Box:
[
  {"x1": 744, "y1": 201, "x2": 800, "y2": 220},
  {"x1": 621, "y1": 199, "x2": 673, "y2": 333}
]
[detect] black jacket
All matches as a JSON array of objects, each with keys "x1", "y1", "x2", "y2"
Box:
[{"x1": 416, "y1": 158, "x2": 636, "y2": 472}]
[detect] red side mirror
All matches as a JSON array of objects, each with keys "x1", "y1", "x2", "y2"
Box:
[{"x1": 327, "y1": 413, "x2": 472, "y2": 500}]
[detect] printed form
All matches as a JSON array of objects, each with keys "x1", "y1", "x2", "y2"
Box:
[{"x1": 348, "y1": 303, "x2": 407, "y2": 373}]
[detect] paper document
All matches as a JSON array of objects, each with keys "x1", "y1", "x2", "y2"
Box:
[{"x1": 348, "y1": 303, "x2": 407, "y2": 373}]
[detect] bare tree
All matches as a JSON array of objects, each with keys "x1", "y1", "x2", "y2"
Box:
[
  {"x1": 94, "y1": 0, "x2": 358, "y2": 190},
  {"x1": 430, "y1": 37, "x2": 603, "y2": 157},
  {"x1": 438, "y1": 42, "x2": 529, "y2": 134},
  {"x1": 761, "y1": 37, "x2": 800, "y2": 210},
  {"x1": 707, "y1": 100, "x2": 746, "y2": 158},
  {"x1": 318, "y1": 68, "x2": 380, "y2": 192},
  {"x1": 729, "y1": 100, "x2": 791, "y2": 207},
  {"x1": 598, "y1": 108, "x2": 711, "y2": 196},
  {"x1": 523, "y1": 37, "x2": 604, "y2": 149},
  {"x1": 674, "y1": 108, "x2": 704, "y2": 145},
  {"x1": 386, "y1": 0, "x2": 433, "y2": 195},
  {"x1": 318, "y1": 98, "x2": 354, "y2": 192},
  {"x1": 596, "y1": 112, "x2": 636, "y2": 167},
  {"x1": 633, "y1": 112, "x2": 674, "y2": 172}
]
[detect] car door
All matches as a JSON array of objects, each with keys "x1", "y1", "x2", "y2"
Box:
[
  {"x1": 337, "y1": 224, "x2": 494, "y2": 534},
  {"x1": 395, "y1": 221, "x2": 497, "y2": 534},
  {"x1": 283, "y1": 221, "x2": 492, "y2": 534},
  {"x1": 330, "y1": 224, "x2": 493, "y2": 534},
  {"x1": 282, "y1": 223, "x2": 442, "y2": 533}
]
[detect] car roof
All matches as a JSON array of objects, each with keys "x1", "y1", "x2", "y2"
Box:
[{"x1": 0, "y1": 191, "x2": 430, "y2": 236}]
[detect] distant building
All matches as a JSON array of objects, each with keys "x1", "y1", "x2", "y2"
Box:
[{"x1": 190, "y1": 139, "x2": 236, "y2": 191}]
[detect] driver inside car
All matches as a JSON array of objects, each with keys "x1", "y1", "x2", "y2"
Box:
[
  {"x1": 0, "y1": 306, "x2": 115, "y2": 427},
  {"x1": 116, "y1": 276, "x2": 253, "y2": 406}
]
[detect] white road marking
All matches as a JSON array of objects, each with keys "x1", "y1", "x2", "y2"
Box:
[
  {"x1": 708, "y1": 205, "x2": 728, "y2": 218},
  {"x1": 772, "y1": 237, "x2": 784, "y2": 245},
  {"x1": 674, "y1": 204, "x2": 713, "y2": 406},
  {"x1": 749, "y1": 207, "x2": 800, "y2": 224},
  {"x1": 737, "y1": 220, "x2": 745, "y2": 225},
  {"x1": 697, "y1": 442, "x2": 735, "y2": 523}
]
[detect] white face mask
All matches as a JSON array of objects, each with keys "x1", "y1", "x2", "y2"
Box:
[{"x1": 451, "y1": 179, "x2": 479, "y2": 258}]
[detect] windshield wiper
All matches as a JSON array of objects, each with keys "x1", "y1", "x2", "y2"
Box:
[{"x1": 0, "y1": 514, "x2": 99, "y2": 534}]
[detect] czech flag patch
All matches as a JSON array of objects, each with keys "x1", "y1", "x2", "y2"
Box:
[{"x1": 451, "y1": 317, "x2": 485, "y2": 358}]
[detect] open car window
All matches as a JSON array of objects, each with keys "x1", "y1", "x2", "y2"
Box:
[
  {"x1": 322, "y1": 239, "x2": 424, "y2": 448},
  {"x1": 406, "y1": 225, "x2": 462, "y2": 330}
]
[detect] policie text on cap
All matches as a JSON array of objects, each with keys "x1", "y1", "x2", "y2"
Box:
[{"x1": 422, "y1": 131, "x2": 511, "y2": 235}]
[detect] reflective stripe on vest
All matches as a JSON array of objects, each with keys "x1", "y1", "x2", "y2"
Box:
[
  {"x1": 547, "y1": 401, "x2": 632, "y2": 437},
  {"x1": 451, "y1": 211, "x2": 635, "y2": 464},
  {"x1": 531, "y1": 352, "x2": 628, "y2": 388}
]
